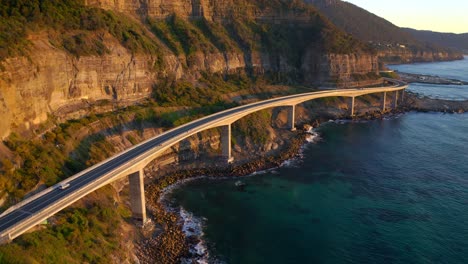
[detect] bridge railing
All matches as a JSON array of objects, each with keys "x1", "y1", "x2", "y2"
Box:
[{"x1": 0, "y1": 79, "x2": 408, "y2": 243}]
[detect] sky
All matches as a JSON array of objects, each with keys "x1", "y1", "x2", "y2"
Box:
[{"x1": 344, "y1": 0, "x2": 468, "y2": 34}]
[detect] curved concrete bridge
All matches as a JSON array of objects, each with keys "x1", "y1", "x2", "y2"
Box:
[{"x1": 0, "y1": 79, "x2": 407, "y2": 244}]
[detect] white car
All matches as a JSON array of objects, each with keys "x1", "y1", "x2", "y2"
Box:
[{"x1": 58, "y1": 183, "x2": 70, "y2": 190}]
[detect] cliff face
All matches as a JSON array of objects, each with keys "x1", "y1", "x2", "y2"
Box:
[
  {"x1": 0, "y1": 26, "x2": 249, "y2": 138},
  {"x1": 0, "y1": 0, "x2": 380, "y2": 139},
  {"x1": 0, "y1": 34, "x2": 156, "y2": 139},
  {"x1": 377, "y1": 49, "x2": 463, "y2": 64},
  {"x1": 302, "y1": 52, "x2": 378, "y2": 85},
  {"x1": 85, "y1": 0, "x2": 220, "y2": 20},
  {"x1": 84, "y1": 0, "x2": 308, "y2": 22}
]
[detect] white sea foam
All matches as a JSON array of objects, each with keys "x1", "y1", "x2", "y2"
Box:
[
  {"x1": 304, "y1": 125, "x2": 321, "y2": 144},
  {"x1": 281, "y1": 125, "x2": 321, "y2": 168},
  {"x1": 160, "y1": 124, "x2": 325, "y2": 261},
  {"x1": 280, "y1": 158, "x2": 300, "y2": 168},
  {"x1": 162, "y1": 185, "x2": 214, "y2": 264},
  {"x1": 179, "y1": 207, "x2": 211, "y2": 263},
  {"x1": 305, "y1": 129, "x2": 320, "y2": 143},
  {"x1": 251, "y1": 169, "x2": 268, "y2": 175}
]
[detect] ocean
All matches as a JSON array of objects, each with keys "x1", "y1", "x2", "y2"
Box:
[
  {"x1": 169, "y1": 57, "x2": 468, "y2": 263},
  {"x1": 390, "y1": 56, "x2": 468, "y2": 100}
]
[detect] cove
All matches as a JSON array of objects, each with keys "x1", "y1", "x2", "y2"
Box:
[{"x1": 170, "y1": 112, "x2": 468, "y2": 263}]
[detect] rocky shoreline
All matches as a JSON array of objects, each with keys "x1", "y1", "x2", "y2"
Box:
[
  {"x1": 405, "y1": 92, "x2": 468, "y2": 113},
  {"x1": 135, "y1": 92, "x2": 467, "y2": 264},
  {"x1": 136, "y1": 134, "x2": 308, "y2": 263}
]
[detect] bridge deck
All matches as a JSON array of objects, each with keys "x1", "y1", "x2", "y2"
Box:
[{"x1": 0, "y1": 79, "x2": 407, "y2": 243}]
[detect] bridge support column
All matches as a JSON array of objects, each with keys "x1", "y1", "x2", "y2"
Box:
[
  {"x1": 0, "y1": 234, "x2": 11, "y2": 245},
  {"x1": 221, "y1": 124, "x2": 234, "y2": 163},
  {"x1": 349, "y1": 97, "x2": 355, "y2": 117},
  {"x1": 400, "y1": 89, "x2": 405, "y2": 103},
  {"x1": 382, "y1": 92, "x2": 387, "y2": 111},
  {"x1": 129, "y1": 169, "x2": 146, "y2": 223},
  {"x1": 393, "y1": 91, "x2": 399, "y2": 108},
  {"x1": 287, "y1": 105, "x2": 296, "y2": 131}
]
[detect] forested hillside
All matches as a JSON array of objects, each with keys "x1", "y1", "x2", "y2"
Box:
[
  {"x1": 404, "y1": 28, "x2": 468, "y2": 54},
  {"x1": 305, "y1": 0, "x2": 463, "y2": 63}
]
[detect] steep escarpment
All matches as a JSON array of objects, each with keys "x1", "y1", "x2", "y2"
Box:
[
  {"x1": 0, "y1": 0, "x2": 379, "y2": 139},
  {"x1": 84, "y1": 0, "x2": 320, "y2": 22},
  {"x1": 377, "y1": 48, "x2": 463, "y2": 65}
]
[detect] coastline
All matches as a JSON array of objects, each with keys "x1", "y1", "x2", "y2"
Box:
[
  {"x1": 134, "y1": 107, "x2": 406, "y2": 263},
  {"x1": 135, "y1": 92, "x2": 468, "y2": 263},
  {"x1": 397, "y1": 71, "x2": 468, "y2": 85},
  {"x1": 136, "y1": 133, "x2": 307, "y2": 263}
]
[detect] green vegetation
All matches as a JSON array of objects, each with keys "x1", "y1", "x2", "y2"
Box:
[
  {"x1": 0, "y1": 0, "x2": 161, "y2": 59},
  {"x1": 351, "y1": 72, "x2": 380, "y2": 81},
  {"x1": 153, "y1": 73, "x2": 253, "y2": 107},
  {"x1": 233, "y1": 110, "x2": 272, "y2": 145},
  {"x1": 192, "y1": 19, "x2": 240, "y2": 53},
  {"x1": 0, "y1": 96, "x2": 240, "y2": 262},
  {"x1": 0, "y1": 0, "x2": 365, "y2": 71},
  {"x1": 379, "y1": 71, "x2": 400, "y2": 79},
  {"x1": 148, "y1": 16, "x2": 220, "y2": 56},
  {"x1": 0, "y1": 187, "x2": 131, "y2": 264},
  {"x1": 0, "y1": 71, "x2": 272, "y2": 207},
  {"x1": 0, "y1": 114, "x2": 117, "y2": 201}
]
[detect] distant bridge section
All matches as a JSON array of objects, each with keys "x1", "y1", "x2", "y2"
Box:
[{"x1": 0, "y1": 78, "x2": 407, "y2": 244}]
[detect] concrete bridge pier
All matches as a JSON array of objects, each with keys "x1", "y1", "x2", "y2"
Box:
[
  {"x1": 349, "y1": 97, "x2": 356, "y2": 116},
  {"x1": 287, "y1": 105, "x2": 296, "y2": 131},
  {"x1": 221, "y1": 124, "x2": 234, "y2": 163},
  {"x1": 393, "y1": 91, "x2": 399, "y2": 108},
  {"x1": 129, "y1": 169, "x2": 146, "y2": 223},
  {"x1": 381, "y1": 92, "x2": 387, "y2": 111},
  {"x1": 400, "y1": 89, "x2": 405, "y2": 103},
  {"x1": 0, "y1": 234, "x2": 11, "y2": 245}
]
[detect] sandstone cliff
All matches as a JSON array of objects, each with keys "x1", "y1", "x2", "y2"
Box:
[
  {"x1": 377, "y1": 48, "x2": 463, "y2": 65},
  {"x1": 0, "y1": 0, "x2": 379, "y2": 139},
  {"x1": 84, "y1": 0, "x2": 312, "y2": 22}
]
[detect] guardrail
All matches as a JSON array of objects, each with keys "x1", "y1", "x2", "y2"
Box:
[{"x1": 0, "y1": 79, "x2": 407, "y2": 244}]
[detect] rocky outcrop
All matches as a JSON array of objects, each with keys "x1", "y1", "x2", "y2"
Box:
[
  {"x1": 84, "y1": 0, "x2": 311, "y2": 22},
  {"x1": 378, "y1": 49, "x2": 463, "y2": 64},
  {"x1": 0, "y1": 30, "x2": 380, "y2": 139},
  {"x1": 84, "y1": 0, "x2": 252, "y2": 21},
  {"x1": 0, "y1": 34, "x2": 155, "y2": 139},
  {"x1": 0, "y1": 32, "x2": 254, "y2": 139},
  {"x1": 302, "y1": 52, "x2": 379, "y2": 86}
]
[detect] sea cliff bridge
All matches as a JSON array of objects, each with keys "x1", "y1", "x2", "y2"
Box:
[{"x1": 0, "y1": 79, "x2": 407, "y2": 244}]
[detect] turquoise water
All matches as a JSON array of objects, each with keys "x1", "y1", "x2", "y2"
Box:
[
  {"x1": 390, "y1": 56, "x2": 468, "y2": 100},
  {"x1": 171, "y1": 113, "x2": 468, "y2": 263},
  {"x1": 170, "y1": 59, "x2": 468, "y2": 263}
]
